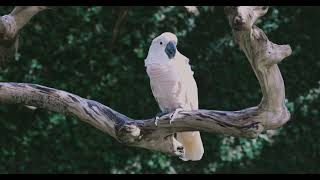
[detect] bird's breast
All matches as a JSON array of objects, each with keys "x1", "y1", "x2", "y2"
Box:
[{"x1": 146, "y1": 64, "x2": 186, "y2": 111}]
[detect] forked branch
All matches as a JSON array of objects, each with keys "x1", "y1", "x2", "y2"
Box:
[
  {"x1": 0, "y1": 6, "x2": 291, "y2": 158},
  {"x1": 0, "y1": 6, "x2": 48, "y2": 62}
]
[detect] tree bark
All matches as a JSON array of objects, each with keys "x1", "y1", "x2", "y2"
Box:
[
  {"x1": 0, "y1": 6, "x2": 48, "y2": 63},
  {"x1": 0, "y1": 6, "x2": 291, "y2": 159}
]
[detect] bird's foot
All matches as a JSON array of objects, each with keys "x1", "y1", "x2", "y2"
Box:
[
  {"x1": 154, "y1": 111, "x2": 168, "y2": 126},
  {"x1": 169, "y1": 108, "x2": 184, "y2": 124},
  {"x1": 155, "y1": 116, "x2": 160, "y2": 126}
]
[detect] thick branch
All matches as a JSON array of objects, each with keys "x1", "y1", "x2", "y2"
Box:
[
  {"x1": 0, "y1": 6, "x2": 291, "y2": 158},
  {"x1": 0, "y1": 80, "x2": 281, "y2": 158},
  {"x1": 0, "y1": 6, "x2": 48, "y2": 62},
  {"x1": 224, "y1": 6, "x2": 291, "y2": 129}
]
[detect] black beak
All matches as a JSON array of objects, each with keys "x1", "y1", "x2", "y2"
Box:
[{"x1": 165, "y1": 41, "x2": 176, "y2": 59}]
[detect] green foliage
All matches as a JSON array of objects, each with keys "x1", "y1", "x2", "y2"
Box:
[{"x1": 0, "y1": 6, "x2": 320, "y2": 173}]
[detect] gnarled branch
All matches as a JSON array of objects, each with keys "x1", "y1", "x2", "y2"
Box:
[
  {"x1": 224, "y1": 6, "x2": 291, "y2": 129},
  {"x1": 0, "y1": 83, "x2": 264, "y2": 158},
  {"x1": 0, "y1": 6, "x2": 48, "y2": 63},
  {"x1": 0, "y1": 6, "x2": 291, "y2": 159}
]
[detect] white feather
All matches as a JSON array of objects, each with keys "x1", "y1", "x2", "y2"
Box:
[{"x1": 145, "y1": 32, "x2": 204, "y2": 161}]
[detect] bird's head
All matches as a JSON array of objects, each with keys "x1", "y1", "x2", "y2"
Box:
[{"x1": 145, "y1": 32, "x2": 178, "y2": 66}]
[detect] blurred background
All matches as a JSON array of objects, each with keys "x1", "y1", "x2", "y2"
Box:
[{"x1": 0, "y1": 6, "x2": 319, "y2": 173}]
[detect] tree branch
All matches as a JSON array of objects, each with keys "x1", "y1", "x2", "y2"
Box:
[
  {"x1": 109, "y1": 6, "x2": 130, "y2": 50},
  {"x1": 0, "y1": 6, "x2": 48, "y2": 63},
  {"x1": 184, "y1": 6, "x2": 200, "y2": 16},
  {"x1": 224, "y1": 6, "x2": 291, "y2": 129},
  {"x1": 0, "y1": 6, "x2": 291, "y2": 159}
]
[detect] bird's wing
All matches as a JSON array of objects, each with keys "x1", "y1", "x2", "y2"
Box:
[
  {"x1": 174, "y1": 57, "x2": 204, "y2": 161},
  {"x1": 175, "y1": 58, "x2": 199, "y2": 110},
  {"x1": 185, "y1": 71, "x2": 198, "y2": 110}
]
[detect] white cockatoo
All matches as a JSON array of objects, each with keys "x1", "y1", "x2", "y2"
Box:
[{"x1": 144, "y1": 32, "x2": 204, "y2": 161}]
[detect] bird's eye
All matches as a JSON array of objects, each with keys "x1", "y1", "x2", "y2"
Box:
[{"x1": 160, "y1": 42, "x2": 163, "y2": 45}]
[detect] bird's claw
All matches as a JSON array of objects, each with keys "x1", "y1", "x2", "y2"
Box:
[
  {"x1": 169, "y1": 117, "x2": 174, "y2": 124},
  {"x1": 169, "y1": 108, "x2": 183, "y2": 124},
  {"x1": 154, "y1": 111, "x2": 167, "y2": 127},
  {"x1": 154, "y1": 108, "x2": 183, "y2": 126},
  {"x1": 154, "y1": 116, "x2": 160, "y2": 126}
]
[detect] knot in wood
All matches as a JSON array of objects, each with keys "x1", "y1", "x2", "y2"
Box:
[
  {"x1": 1, "y1": 15, "x2": 17, "y2": 40},
  {"x1": 116, "y1": 123, "x2": 141, "y2": 145}
]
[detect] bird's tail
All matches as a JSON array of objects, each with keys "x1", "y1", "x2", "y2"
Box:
[{"x1": 176, "y1": 131, "x2": 204, "y2": 161}]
